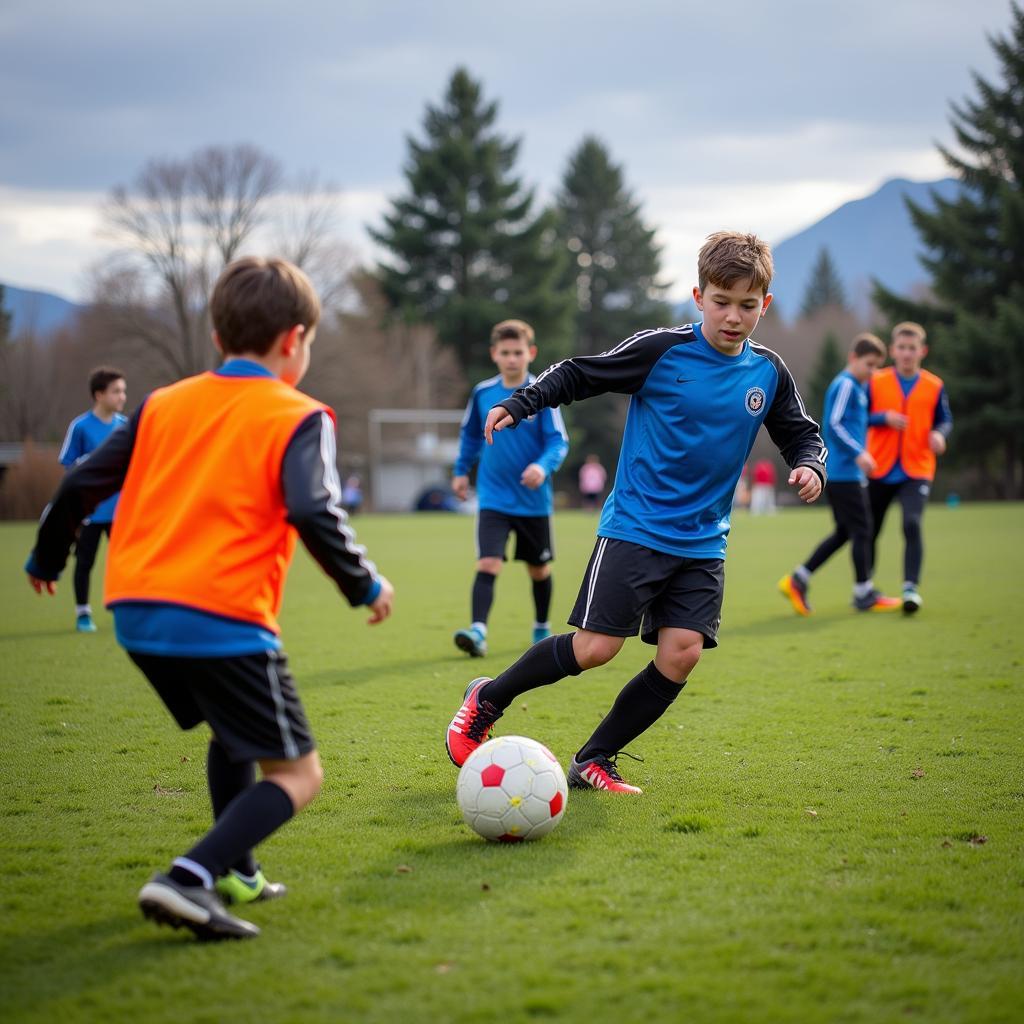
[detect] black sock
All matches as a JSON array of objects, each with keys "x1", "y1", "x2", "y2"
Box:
[
  {"x1": 481, "y1": 632, "x2": 581, "y2": 711},
  {"x1": 578, "y1": 662, "x2": 685, "y2": 762},
  {"x1": 207, "y1": 739, "x2": 258, "y2": 876},
  {"x1": 173, "y1": 780, "x2": 294, "y2": 884},
  {"x1": 471, "y1": 571, "x2": 497, "y2": 625},
  {"x1": 531, "y1": 575, "x2": 552, "y2": 623}
]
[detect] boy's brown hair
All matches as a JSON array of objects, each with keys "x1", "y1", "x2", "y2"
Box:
[
  {"x1": 88, "y1": 366, "x2": 125, "y2": 398},
  {"x1": 490, "y1": 319, "x2": 535, "y2": 347},
  {"x1": 891, "y1": 321, "x2": 927, "y2": 344},
  {"x1": 697, "y1": 231, "x2": 774, "y2": 295},
  {"x1": 211, "y1": 256, "x2": 321, "y2": 356},
  {"x1": 851, "y1": 332, "x2": 886, "y2": 359}
]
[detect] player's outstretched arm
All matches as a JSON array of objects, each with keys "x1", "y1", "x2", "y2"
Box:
[{"x1": 283, "y1": 411, "x2": 388, "y2": 612}]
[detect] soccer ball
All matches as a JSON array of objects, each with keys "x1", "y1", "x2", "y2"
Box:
[{"x1": 456, "y1": 735, "x2": 568, "y2": 842}]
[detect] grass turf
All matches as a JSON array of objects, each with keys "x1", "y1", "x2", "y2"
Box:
[{"x1": 1, "y1": 504, "x2": 1022, "y2": 1023}]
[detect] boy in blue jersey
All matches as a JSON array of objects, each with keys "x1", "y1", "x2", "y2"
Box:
[
  {"x1": 778, "y1": 333, "x2": 900, "y2": 615},
  {"x1": 452, "y1": 320, "x2": 569, "y2": 657},
  {"x1": 58, "y1": 367, "x2": 128, "y2": 632},
  {"x1": 446, "y1": 232, "x2": 826, "y2": 793}
]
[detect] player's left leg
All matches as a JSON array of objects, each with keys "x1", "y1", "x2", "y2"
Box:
[
  {"x1": 571, "y1": 556, "x2": 722, "y2": 794},
  {"x1": 569, "y1": 627, "x2": 703, "y2": 795},
  {"x1": 204, "y1": 739, "x2": 287, "y2": 905},
  {"x1": 898, "y1": 479, "x2": 930, "y2": 613}
]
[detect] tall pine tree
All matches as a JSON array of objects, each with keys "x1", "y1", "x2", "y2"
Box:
[
  {"x1": 800, "y1": 247, "x2": 847, "y2": 318},
  {"x1": 370, "y1": 68, "x2": 573, "y2": 383},
  {"x1": 555, "y1": 137, "x2": 672, "y2": 470},
  {"x1": 874, "y1": 3, "x2": 1024, "y2": 496}
]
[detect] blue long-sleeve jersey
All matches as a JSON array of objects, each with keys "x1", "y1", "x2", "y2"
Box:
[
  {"x1": 500, "y1": 323, "x2": 827, "y2": 559},
  {"x1": 822, "y1": 370, "x2": 869, "y2": 483},
  {"x1": 455, "y1": 373, "x2": 569, "y2": 516},
  {"x1": 58, "y1": 410, "x2": 128, "y2": 523}
]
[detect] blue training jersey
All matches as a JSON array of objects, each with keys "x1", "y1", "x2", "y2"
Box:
[
  {"x1": 822, "y1": 370, "x2": 869, "y2": 483},
  {"x1": 455, "y1": 373, "x2": 569, "y2": 517},
  {"x1": 58, "y1": 410, "x2": 128, "y2": 523},
  {"x1": 500, "y1": 323, "x2": 827, "y2": 559}
]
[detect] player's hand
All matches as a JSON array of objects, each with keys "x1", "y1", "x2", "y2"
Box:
[
  {"x1": 855, "y1": 451, "x2": 876, "y2": 474},
  {"x1": 885, "y1": 411, "x2": 909, "y2": 430},
  {"x1": 28, "y1": 575, "x2": 56, "y2": 595},
  {"x1": 484, "y1": 406, "x2": 514, "y2": 445},
  {"x1": 366, "y1": 577, "x2": 394, "y2": 625},
  {"x1": 789, "y1": 466, "x2": 822, "y2": 503},
  {"x1": 520, "y1": 463, "x2": 547, "y2": 489},
  {"x1": 928, "y1": 430, "x2": 947, "y2": 455},
  {"x1": 452, "y1": 475, "x2": 469, "y2": 501}
]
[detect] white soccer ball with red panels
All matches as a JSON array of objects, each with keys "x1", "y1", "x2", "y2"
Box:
[{"x1": 456, "y1": 735, "x2": 568, "y2": 842}]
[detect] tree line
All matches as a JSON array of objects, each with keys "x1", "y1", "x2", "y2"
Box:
[{"x1": 2, "y1": 3, "x2": 1022, "y2": 498}]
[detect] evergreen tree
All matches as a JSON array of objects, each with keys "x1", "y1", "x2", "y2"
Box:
[
  {"x1": 800, "y1": 247, "x2": 847, "y2": 318},
  {"x1": 554, "y1": 137, "x2": 673, "y2": 470},
  {"x1": 370, "y1": 68, "x2": 573, "y2": 383},
  {"x1": 0, "y1": 285, "x2": 11, "y2": 342},
  {"x1": 874, "y1": 3, "x2": 1024, "y2": 496},
  {"x1": 805, "y1": 330, "x2": 845, "y2": 423}
]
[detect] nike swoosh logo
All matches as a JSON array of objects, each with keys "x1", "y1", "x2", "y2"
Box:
[{"x1": 676, "y1": 376, "x2": 697, "y2": 384}]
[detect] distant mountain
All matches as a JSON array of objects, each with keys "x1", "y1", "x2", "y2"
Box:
[
  {"x1": 769, "y1": 177, "x2": 961, "y2": 318},
  {"x1": 1, "y1": 282, "x2": 84, "y2": 337}
]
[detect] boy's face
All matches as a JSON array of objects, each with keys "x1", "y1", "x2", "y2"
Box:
[
  {"x1": 693, "y1": 279, "x2": 772, "y2": 356},
  {"x1": 95, "y1": 378, "x2": 127, "y2": 415},
  {"x1": 491, "y1": 337, "x2": 535, "y2": 383},
  {"x1": 848, "y1": 352, "x2": 884, "y2": 384},
  {"x1": 890, "y1": 333, "x2": 927, "y2": 376}
]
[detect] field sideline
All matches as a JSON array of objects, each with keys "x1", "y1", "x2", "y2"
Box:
[{"x1": 1, "y1": 504, "x2": 1022, "y2": 1023}]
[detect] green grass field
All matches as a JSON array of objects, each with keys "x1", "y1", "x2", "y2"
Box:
[{"x1": 2, "y1": 504, "x2": 1022, "y2": 1023}]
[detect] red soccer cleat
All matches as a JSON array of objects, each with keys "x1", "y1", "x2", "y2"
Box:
[
  {"x1": 567, "y1": 754, "x2": 643, "y2": 794},
  {"x1": 445, "y1": 677, "x2": 502, "y2": 767}
]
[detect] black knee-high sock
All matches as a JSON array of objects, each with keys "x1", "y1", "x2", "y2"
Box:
[
  {"x1": 481, "y1": 632, "x2": 581, "y2": 710},
  {"x1": 532, "y1": 576, "x2": 552, "y2": 623},
  {"x1": 578, "y1": 662, "x2": 684, "y2": 762},
  {"x1": 170, "y1": 781, "x2": 294, "y2": 886},
  {"x1": 471, "y1": 571, "x2": 497, "y2": 625},
  {"x1": 207, "y1": 739, "x2": 258, "y2": 876}
]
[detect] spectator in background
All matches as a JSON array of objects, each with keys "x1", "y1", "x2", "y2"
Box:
[
  {"x1": 578, "y1": 454, "x2": 607, "y2": 511},
  {"x1": 750, "y1": 458, "x2": 777, "y2": 515}
]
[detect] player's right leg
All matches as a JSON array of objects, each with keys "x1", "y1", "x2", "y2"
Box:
[
  {"x1": 897, "y1": 480, "x2": 929, "y2": 614},
  {"x1": 455, "y1": 512, "x2": 510, "y2": 657},
  {"x1": 72, "y1": 522, "x2": 105, "y2": 631}
]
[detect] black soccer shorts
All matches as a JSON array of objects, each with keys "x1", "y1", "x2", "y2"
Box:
[
  {"x1": 568, "y1": 537, "x2": 725, "y2": 648},
  {"x1": 476, "y1": 509, "x2": 554, "y2": 565},
  {"x1": 129, "y1": 649, "x2": 315, "y2": 763}
]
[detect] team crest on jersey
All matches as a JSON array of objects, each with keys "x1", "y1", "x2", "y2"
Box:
[{"x1": 744, "y1": 387, "x2": 766, "y2": 416}]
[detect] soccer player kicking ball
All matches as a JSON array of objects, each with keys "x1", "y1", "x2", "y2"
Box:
[
  {"x1": 446, "y1": 232, "x2": 826, "y2": 793},
  {"x1": 779, "y1": 332, "x2": 901, "y2": 614},
  {"x1": 26, "y1": 257, "x2": 394, "y2": 940},
  {"x1": 452, "y1": 319, "x2": 569, "y2": 657}
]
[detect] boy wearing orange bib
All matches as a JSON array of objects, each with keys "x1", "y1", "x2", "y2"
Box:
[
  {"x1": 866, "y1": 322, "x2": 952, "y2": 614},
  {"x1": 26, "y1": 258, "x2": 394, "y2": 940}
]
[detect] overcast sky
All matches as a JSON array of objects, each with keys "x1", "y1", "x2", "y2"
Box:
[{"x1": 0, "y1": 0, "x2": 1013, "y2": 302}]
